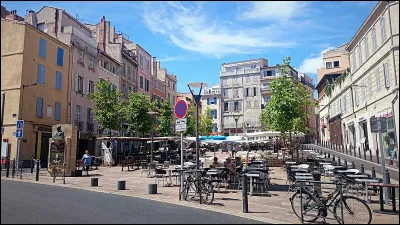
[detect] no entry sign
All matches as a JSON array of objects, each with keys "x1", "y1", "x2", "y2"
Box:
[{"x1": 174, "y1": 99, "x2": 188, "y2": 119}]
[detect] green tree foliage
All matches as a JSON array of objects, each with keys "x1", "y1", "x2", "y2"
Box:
[
  {"x1": 156, "y1": 99, "x2": 174, "y2": 136},
  {"x1": 260, "y1": 57, "x2": 316, "y2": 141},
  {"x1": 184, "y1": 99, "x2": 196, "y2": 136},
  {"x1": 125, "y1": 92, "x2": 154, "y2": 136},
  {"x1": 199, "y1": 108, "x2": 214, "y2": 136},
  {"x1": 89, "y1": 78, "x2": 125, "y2": 139},
  {"x1": 325, "y1": 78, "x2": 334, "y2": 97}
]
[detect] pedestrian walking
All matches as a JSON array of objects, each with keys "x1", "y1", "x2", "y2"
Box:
[{"x1": 81, "y1": 150, "x2": 91, "y2": 176}]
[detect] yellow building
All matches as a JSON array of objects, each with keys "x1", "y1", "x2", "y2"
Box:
[{"x1": 1, "y1": 19, "x2": 72, "y2": 167}]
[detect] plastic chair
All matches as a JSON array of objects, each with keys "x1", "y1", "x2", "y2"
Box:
[
  {"x1": 141, "y1": 162, "x2": 149, "y2": 178},
  {"x1": 154, "y1": 168, "x2": 167, "y2": 186}
]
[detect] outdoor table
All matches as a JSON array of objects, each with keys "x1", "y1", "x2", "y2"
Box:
[
  {"x1": 285, "y1": 161, "x2": 297, "y2": 165},
  {"x1": 368, "y1": 183, "x2": 399, "y2": 214},
  {"x1": 296, "y1": 173, "x2": 313, "y2": 176},
  {"x1": 295, "y1": 176, "x2": 314, "y2": 180},
  {"x1": 355, "y1": 178, "x2": 379, "y2": 203},
  {"x1": 347, "y1": 174, "x2": 369, "y2": 178},
  {"x1": 320, "y1": 162, "x2": 332, "y2": 165},
  {"x1": 290, "y1": 169, "x2": 309, "y2": 172},
  {"x1": 163, "y1": 168, "x2": 176, "y2": 186},
  {"x1": 245, "y1": 173, "x2": 260, "y2": 195}
]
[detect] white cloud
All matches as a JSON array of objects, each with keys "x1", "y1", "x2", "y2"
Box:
[
  {"x1": 141, "y1": 2, "x2": 295, "y2": 58},
  {"x1": 239, "y1": 1, "x2": 309, "y2": 23},
  {"x1": 158, "y1": 56, "x2": 186, "y2": 62},
  {"x1": 298, "y1": 47, "x2": 335, "y2": 74}
]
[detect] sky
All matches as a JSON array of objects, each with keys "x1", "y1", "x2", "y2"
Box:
[{"x1": 2, "y1": 1, "x2": 378, "y2": 97}]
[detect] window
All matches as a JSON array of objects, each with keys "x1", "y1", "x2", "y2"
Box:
[
  {"x1": 172, "y1": 83, "x2": 175, "y2": 90},
  {"x1": 87, "y1": 108, "x2": 93, "y2": 123},
  {"x1": 383, "y1": 62, "x2": 390, "y2": 88},
  {"x1": 39, "y1": 38, "x2": 47, "y2": 58},
  {"x1": 223, "y1": 89, "x2": 228, "y2": 97},
  {"x1": 89, "y1": 81, "x2": 94, "y2": 93},
  {"x1": 103, "y1": 61, "x2": 109, "y2": 70},
  {"x1": 364, "y1": 37, "x2": 369, "y2": 59},
  {"x1": 55, "y1": 102, "x2": 61, "y2": 121},
  {"x1": 246, "y1": 88, "x2": 249, "y2": 97},
  {"x1": 89, "y1": 57, "x2": 94, "y2": 69},
  {"x1": 47, "y1": 105, "x2": 52, "y2": 117},
  {"x1": 145, "y1": 79, "x2": 150, "y2": 92},
  {"x1": 139, "y1": 54, "x2": 143, "y2": 66},
  {"x1": 140, "y1": 76, "x2": 144, "y2": 89},
  {"x1": 263, "y1": 96, "x2": 271, "y2": 104},
  {"x1": 172, "y1": 97, "x2": 175, "y2": 104},
  {"x1": 361, "y1": 80, "x2": 366, "y2": 103},
  {"x1": 357, "y1": 45, "x2": 363, "y2": 66},
  {"x1": 37, "y1": 64, "x2": 45, "y2": 84},
  {"x1": 212, "y1": 109, "x2": 217, "y2": 119},
  {"x1": 153, "y1": 80, "x2": 157, "y2": 88},
  {"x1": 224, "y1": 102, "x2": 229, "y2": 112},
  {"x1": 380, "y1": 17, "x2": 386, "y2": 44},
  {"x1": 253, "y1": 87, "x2": 257, "y2": 96},
  {"x1": 55, "y1": 72, "x2": 62, "y2": 90},
  {"x1": 212, "y1": 97, "x2": 217, "y2": 104},
  {"x1": 168, "y1": 93, "x2": 170, "y2": 99},
  {"x1": 37, "y1": 23, "x2": 45, "y2": 32},
  {"x1": 234, "y1": 102, "x2": 239, "y2": 111},
  {"x1": 168, "y1": 80, "x2": 171, "y2": 87},
  {"x1": 36, "y1": 97, "x2": 43, "y2": 118},
  {"x1": 112, "y1": 67, "x2": 116, "y2": 74},
  {"x1": 57, "y1": 48, "x2": 64, "y2": 66},
  {"x1": 376, "y1": 69, "x2": 381, "y2": 92},
  {"x1": 326, "y1": 62, "x2": 333, "y2": 69},
  {"x1": 371, "y1": 27, "x2": 377, "y2": 51},
  {"x1": 76, "y1": 105, "x2": 81, "y2": 122},
  {"x1": 354, "y1": 86, "x2": 359, "y2": 106},
  {"x1": 233, "y1": 88, "x2": 239, "y2": 98},
  {"x1": 207, "y1": 98, "x2": 210, "y2": 105},
  {"x1": 351, "y1": 52, "x2": 357, "y2": 72},
  {"x1": 78, "y1": 51, "x2": 84, "y2": 62},
  {"x1": 333, "y1": 61, "x2": 340, "y2": 68},
  {"x1": 146, "y1": 60, "x2": 150, "y2": 71},
  {"x1": 368, "y1": 76, "x2": 372, "y2": 99}
]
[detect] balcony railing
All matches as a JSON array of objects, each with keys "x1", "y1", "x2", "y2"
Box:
[
  {"x1": 69, "y1": 27, "x2": 98, "y2": 56},
  {"x1": 220, "y1": 68, "x2": 260, "y2": 76},
  {"x1": 261, "y1": 86, "x2": 272, "y2": 94},
  {"x1": 75, "y1": 120, "x2": 83, "y2": 131},
  {"x1": 260, "y1": 75, "x2": 275, "y2": 81}
]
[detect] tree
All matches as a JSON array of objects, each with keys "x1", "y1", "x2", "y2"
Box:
[
  {"x1": 184, "y1": 99, "x2": 196, "y2": 136},
  {"x1": 156, "y1": 99, "x2": 174, "y2": 137},
  {"x1": 199, "y1": 108, "x2": 214, "y2": 136},
  {"x1": 90, "y1": 78, "x2": 125, "y2": 149},
  {"x1": 125, "y1": 92, "x2": 154, "y2": 137},
  {"x1": 260, "y1": 57, "x2": 316, "y2": 159}
]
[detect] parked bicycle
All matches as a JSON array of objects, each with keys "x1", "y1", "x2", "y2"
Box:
[
  {"x1": 180, "y1": 172, "x2": 215, "y2": 204},
  {"x1": 290, "y1": 176, "x2": 372, "y2": 224}
]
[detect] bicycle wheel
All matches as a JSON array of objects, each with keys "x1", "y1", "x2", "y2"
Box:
[
  {"x1": 333, "y1": 196, "x2": 372, "y2": 224},
  {"x1": 200, "y1": 181, "x2": 214, "y2": 205},
  {"x1": 290, "y1": 191, "x2": 321, "y2": 222}
]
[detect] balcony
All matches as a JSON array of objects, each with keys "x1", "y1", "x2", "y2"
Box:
[
  {"x1": 122, "y1": 48, "x2": 138, "y2": 64},
  {"x1": 220, "y1": 68, "x2": 260, "y2": 77},
  {"x1": 260, "y1": 75, "x2": 275, "y2": 81},
  {"x1": 261, "y1": 86, "x2": 272, "y2": 95},
  {"x1": 75, "y1": 120, "x2": 83, "y2": 131},
  {"x1": 68, "y1": 27, "x2": 98, "y2": 56}
]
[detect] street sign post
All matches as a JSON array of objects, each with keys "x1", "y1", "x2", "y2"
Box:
[
  {"x1": 174, "y1": 100, "x2": 187, "y2": 199},
  {"x1": 15, "y1": 120, "x2": 24, "y2": 166}
]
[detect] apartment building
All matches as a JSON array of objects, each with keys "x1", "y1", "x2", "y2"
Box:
[
  {"x1": 318, "y1": 1, "x2": 399, "y2": 163},
  {"x1": 220, "y1": 59, "x2": 268, "y2": 135},
  {"x1": 1, "y1": 18, "x2": 72, "y2": 167},
  {"x1": 298, "y1": 73, "x2": 318, "y2": 139},
  {"x1": 316, "y1": 44, "x2": 350, "y2": 144},
  {"x1": 1, "y1": 6, "x2": 24, "y2": 21},
  {"x1": 201, "y1": 85, "x2": 222, "y2": 134},
  {"x1": 153, "y1": 60, "x2": 178, "y2": 106},
  {"x1": 33, "y1": 6, "x2": 100, "y2": 156},
  {"x1": 86, "y1": 16, "x2": 138, "y2": 99},
  {"x1": 132, "y1": 44, "x2": 152, "y2": 97}
]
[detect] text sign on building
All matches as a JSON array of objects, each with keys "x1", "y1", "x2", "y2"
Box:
[
  {"x1": 174, "y1": 99, "x2": 188, "y2": 119},
  {"x1": 370, "y1": 117, "x2": 387, "y2": 133},
  {"x1": 15, "y1": 120, "x2": 24, "y2": 138}
]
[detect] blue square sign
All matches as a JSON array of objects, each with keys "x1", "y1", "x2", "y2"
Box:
[
  {"x1": 16, "y1": 120, "x2": 24, "y2": 129},
  {"x1": 16, "y1": 129, "x2": 23, "y2": 138}
]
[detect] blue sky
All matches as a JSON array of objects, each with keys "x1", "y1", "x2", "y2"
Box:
[{"x1": 2, "y1": 1, "x2": 377, "y2": 96}]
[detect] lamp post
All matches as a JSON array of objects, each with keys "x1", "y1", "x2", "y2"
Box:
[
  {"x1": 233, "y1": 115, "x2": 240, "y2": 136},
  {"x1": 187, "y1": 82, "x2": 208, "y2": 170},
  {"x1": 147, "y1": 111, "x2": 159, "y2": 162}
]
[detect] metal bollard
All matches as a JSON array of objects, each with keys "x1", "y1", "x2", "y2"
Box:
[
  {"x1": 344, "y1": 159, "x2": 348, "y2": 168},
  {"x1": 332, "y1": 155, "x2": 335, "y2": 162},
  {"x1": 385, "y1": 169, "x2": 391, "y2": 200},
  {"x1": 360, "y1": 164, "x2": 364, "y2": 174},
  {"x1": 6, "y1": 158, "x2": 10, "y2": 177},
  {"x1": 35, "y1": 160, "x2": 40, "y2": 181},
  {"x1": 371, "y1": 167, "x2": 376, "y2": 178},
  {"x1": 345, "y1": 145, "x2": 348, "y2": 155},
  {"x1": 328, "y1": 153, "x2": 330, "y2": 158},
  {"x1": 31, "y1": 156, "x2": 34, "y2": 173},
  {"x1": 117, "y1": 180, "x2": 126, "y2": 190},
  {"x1": 11, "y1": 159, "x2": 15, "y2": 178},
  {"x1": 376, "y1": 150, "x2": 380, "y2": 164},
  {"x1": 242, "y1": 174, "x2": 248, "y2": 213},
  {"x1": 91, "y1": 178, "x2": 99, "y2": 187},
  {"x1": 369, "y1": 150, "x2": 373, "y2": 162},
  {"x1": 358, "y1": 147, "x2": 361, "y2": 158},
  {"x1": 363, "y1": 149, "x2": 367, "y2": 160},
  {"x1": 149, "y1": 184, "x2": 157, "y2": 194},
  {"x1": 338, "y1": 157, "x2": 341, "y2": 166},
  {"x1": 351, "y1": 161, "x2": 355, "y2": 169}
]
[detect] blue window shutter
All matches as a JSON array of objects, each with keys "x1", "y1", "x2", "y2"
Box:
[
  {"x1": 55, "y1": 102, "x2": 61, "y2": 121},
  {"x1": 37, "y1": 64, "x2": 45, "y2": 84},
  {"x1": 214, "y1": 97, "x2": 217, "y2": 104},
  {"x1": 207, "y1": 98, "x2": 210, "y2": 105},
  {"x1": 36, "y1": 97, "x2": 43, "y2": 118},
  {"x1": 39, "y1": 38, "x2": 47, "y2": 58},
  {"x1": 56, "y1": 72, "x2": 62, "y2": 90},
  {"x1": 57, "y1": 48, "x2": 64, "y2": 66}
]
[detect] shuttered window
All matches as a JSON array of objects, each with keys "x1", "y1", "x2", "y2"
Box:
[
  {"x1": 56, "y1": 72, "x2": 62, "y2": 90},
  {"x1": 383, "y1": 62, "x2": 390, "y2": 88},
  {"x1": 36, "y1": 97, "x2": 43, "y2": 118},
  {"x1": 39, "y1": 38, "x2": 47, "y2": 58},
  {"x1": 37, "y1": 64, "x2": 45, "y2": 84},
  {"x1": 55, "y1": 102, "x2": 61, "y2": 121},
  {"x1": 57, "y1": 47, "x2": 64, "y2": 66},
  {"x1": 376, "y1": 69, "x2": 381, "y2": 92}
]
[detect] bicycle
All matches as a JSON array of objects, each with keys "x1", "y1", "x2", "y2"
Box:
[
  {"x1": 181, "y1": 171, "x2": 215, "y2": 205},
  {"x1": 290, "y1": 177, "x2": 372, "y2": 224}
]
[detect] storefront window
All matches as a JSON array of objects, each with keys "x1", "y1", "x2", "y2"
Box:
[{"x1": 383, "y1": 117, "x2": 397, "y2": 160}]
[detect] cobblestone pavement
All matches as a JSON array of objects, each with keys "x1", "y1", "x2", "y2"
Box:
[{"x1": 2, "y1": 152, "x2": 398, "y2": 224}]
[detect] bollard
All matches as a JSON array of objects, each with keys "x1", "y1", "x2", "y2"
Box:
[
  {"x1": 360, "y1": 164, "x2": 364, "y2": 174},
  {"x1": 369, "y1": 150, "x2": 373, "y2": 162},
  {"x1": 338, "y1": 157, "x2": 341, "y2": 166},
  {"x1": 376, "y1": 150, "x2": 380, "y2": 164},
  {"x1": 332, "y1": 155, "x2": 335, "y2": 162},
  {"x1": 344, "y1": 159, "x2": 348, "y2": 168},
  {"x1": 11, "y1": 159, "x2": 15, "y2": 178},
  {"x1": 242, "y1": 174, "x2": 249, "y2": 213},
  {"x1": 385, "y1": 169, "x2": 391, "y2": 200},
  {"x1": 371, "y1": 167, "x2": 376, "y2": 178},
  {"x1": 358, "y1": 147, "x2": 361, "y2": 159},
  {"x1": 91, "y1": 178, "x2": 99, "y2": 187},
  {"x1": 117, "y1": 180, "x2": 126, "y2": 190},
  {"x1": 345, "y1": 145, "x2": 348, "y2": 155},
  {"x1": 324, "y1": 153, "x2": 327, "y2": 158},
  {"x1": 149, "y1": 184, "x2": 157, "y2": 194},
  {"x1": 35, "y1": 160, "x2": 40, "y2": 181},
  {"x1": 351, "y1": 161, "x2": 355, "y2": 169},
  {"x1": 363, "y1": 149, "x2": 367, "y2": 160},
  {"x1": 312, "y1": 171, "x2": 322, "y2": 196},
  {"x1": 6, "y1": 158, "x2": 10, "y2": 177},
  {"x1": 328, "y1": 153, "x2": 330, "y2": 158},
  {"x1": 30, "y1": 155, "x2": 34, "y2": 173}
]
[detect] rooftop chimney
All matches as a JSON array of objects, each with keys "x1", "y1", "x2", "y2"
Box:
[{"x1": 24, "y1": 9, "x2": 37, "y2": 27}]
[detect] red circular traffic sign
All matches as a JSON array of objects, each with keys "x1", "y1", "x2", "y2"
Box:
[{"x1": 174, "y1": 99, "x2": 188, "y2": 119}]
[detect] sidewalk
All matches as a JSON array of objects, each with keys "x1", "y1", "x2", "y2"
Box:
[{"x1": 2, "y1": 158, "x2": 399, "y2": 224}]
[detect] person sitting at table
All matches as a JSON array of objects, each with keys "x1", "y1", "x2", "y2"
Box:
[
  {"x1": 225, "y1": 157, "x2": 235, "y2": 182},
  {"x1": 211, "y1": 157, "x2": 220, "y2": 168},
  {"x1": 235, "y1": 157, "x2": 243, "y2": 173}
]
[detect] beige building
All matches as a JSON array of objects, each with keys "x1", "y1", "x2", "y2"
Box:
[
  {"x1": 1, "y1": 18, "x2": 72, "y2": 166},
  {"x1": 201, "y1": 84, "x2": 222, "y2": 135},
  {"x1": 318, "y1": 1, "x2": 399, "y2": 164}
]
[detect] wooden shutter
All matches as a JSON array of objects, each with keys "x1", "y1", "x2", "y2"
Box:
[
  {"x1": 75, "y1": 74, "x2": 79, "y2": 92},
  {"x1": 36, "y1": 97, "x2": 43, "y2": 118},
  {"x1": 83, "y1": 78, "x2": 88, "y2": 94}
]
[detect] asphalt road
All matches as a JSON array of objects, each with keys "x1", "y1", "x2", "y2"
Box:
[{"x1": 1, "y1": 180, "x2": 266, "y2": 224}]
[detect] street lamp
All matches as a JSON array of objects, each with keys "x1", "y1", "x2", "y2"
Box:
[
  {"x1": 233, "y1": 115, "x2": 240, "y2": 136},
  {"x1": 187, "y1": 82, "x2": 208, "y2": 170},
  {"x1": 147, "y1": 111, "x2": 159, "y2": 162}
]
